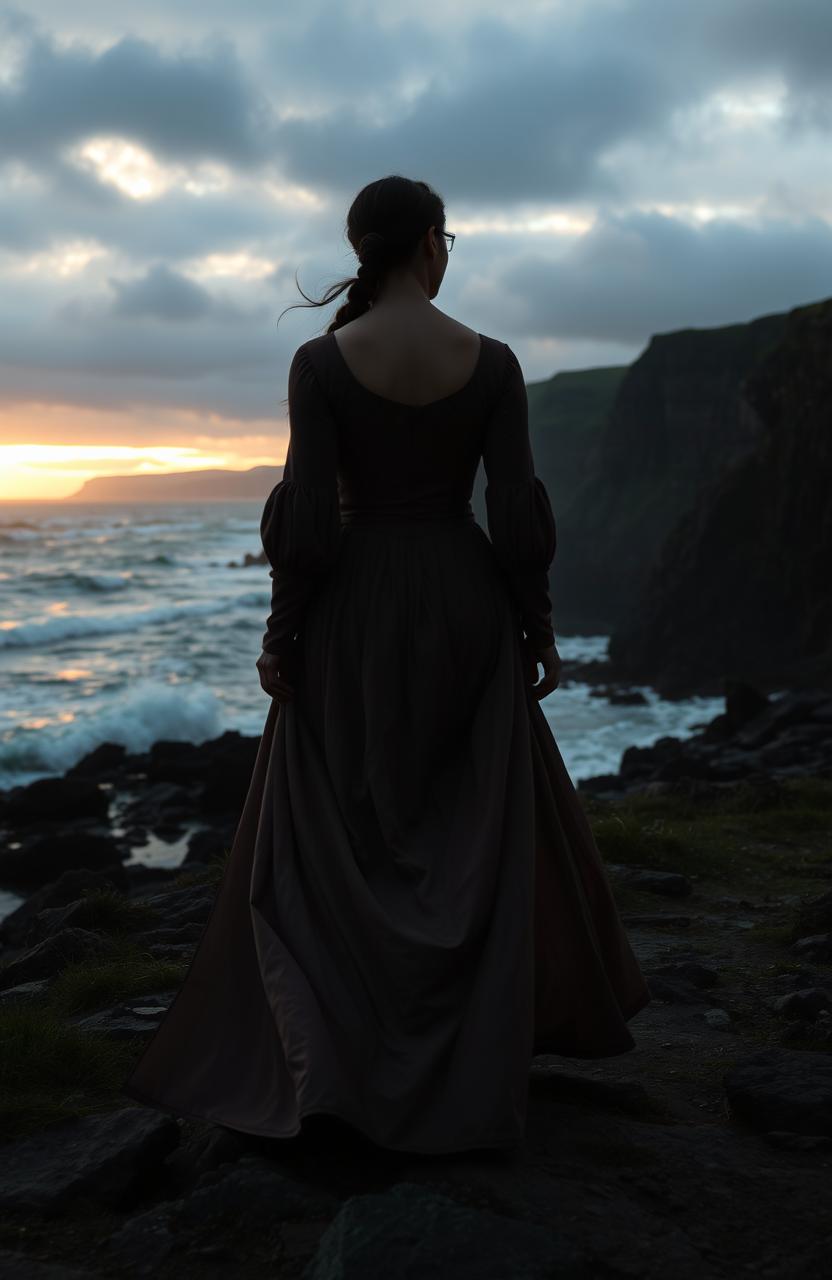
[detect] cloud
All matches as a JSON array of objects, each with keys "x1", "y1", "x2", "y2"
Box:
[
  {"x1": 508, "y1": 208, "x2": 832, "y2": 344},
  {"x1": 108, "y1": 263, "x2": 214, "y2": 320},
  {"x1": 0, "y1": 0, "x2": 831, "y2": 435},
  {"x1": 0, "y1": 14, "x2": 271, "y2": 173}
]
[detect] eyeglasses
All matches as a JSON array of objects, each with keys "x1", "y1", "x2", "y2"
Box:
[{"x1": 442, "y1": 231, "x2": 455, "y2": 253}]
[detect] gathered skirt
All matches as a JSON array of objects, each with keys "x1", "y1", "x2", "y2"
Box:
[{"x1": 121, "y1": 516, "x2": 652, "y2": 1153}]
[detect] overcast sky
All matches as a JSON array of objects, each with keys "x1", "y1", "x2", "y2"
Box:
[{"x1": 2, "y1": 0, "x2": 831, "y2": 497}]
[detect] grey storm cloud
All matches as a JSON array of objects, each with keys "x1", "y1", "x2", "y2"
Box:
[
  {"x1": 511, "y1": 209, "x2": 832, "y2": 344},
  {"x1": 109, "y1": 263, "x2": 214, "y2": 320},
  {"x1": 2, "y1": 1, "x2": 829, "y2": 203},
  {"x1": 0, "y1": 0, "x2": 831, "y2": 426},
  {"x1": 104, "y1": 262, "x2": 267, "y2": 324},
  {"x1": 0, "y1": 13, "x2": 271, "y2": 171}
]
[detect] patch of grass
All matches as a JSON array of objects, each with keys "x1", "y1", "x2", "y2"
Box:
[
  {"x1": 0, "y1": 1005, "x2": 136, "y2": 1142},
  {"x1": 745, "y1": 923, "x2": 799, "y2": 945},
  {"x1": 172, "y1": 852, "x2": 228, "y2": 891},
  {"x1": 590, "y1": 810, "x2": 693, "y2": 871},
  {"x1": 73, "y1": 886, "x2": 162, "y2": 935},
  {"x1": 0, "y1": 934, "x2": 190, "y2": 1142},
  {"x1": 588, "y1": 774, "x2": 832, "y2": 892},
  {"x1": 46, "y1": 936, "x2": 187, "y2": 1016}
]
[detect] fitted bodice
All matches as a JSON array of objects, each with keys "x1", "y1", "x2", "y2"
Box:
[
  {"x1": 259, "y1": 329, "x2": 558, "y2": 662},
  {"x1": 306, "y1": 330, "x2": 499, "y2": 524}
]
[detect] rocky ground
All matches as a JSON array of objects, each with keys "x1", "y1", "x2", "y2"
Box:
[{"x1": 0, "y1": 677, "x2": 830, "y2": 1277}]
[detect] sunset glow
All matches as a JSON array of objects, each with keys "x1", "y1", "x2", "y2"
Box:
[{"x1": 0, "y1": 442, "x2": 287, "y2": 500}]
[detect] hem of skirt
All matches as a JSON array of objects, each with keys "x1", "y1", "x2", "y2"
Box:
[
  {"x1": 532, "y1": 985, "x2": 653, "y2": 1059},
  {"x1": 118, "y1": 1081, "x2": 523, "y2": 1156}
]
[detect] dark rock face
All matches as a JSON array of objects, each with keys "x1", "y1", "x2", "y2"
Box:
[
  {"x1": 4, "y1": 777, "x2": 110, "y2": 825},
  {"x1": 723, "y1": 1048, "x2": 832, "y2": 1137},
  {"x1": 579, "y1": 684, "x2": 832, "y2": 797},
  {"x1": 0, "y1": 832, "x2": 123, "y2": 892},
  {"x1": 0, "y1": 1106, "x2": 179, "y2": 1214},
  {"x1": 551, "y1": 308, "x2": 789, "y2": 633},
  {"x1": 608, "y1": 298, "x2": 832, "y2": 696},
  {"x1": 304, "y1": 1181, "x2": 580, "y2": 1280}
]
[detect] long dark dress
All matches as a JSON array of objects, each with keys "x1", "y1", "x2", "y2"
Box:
[{"x1": 120, "y1": 331, "x2": 652, "y2": 1154}]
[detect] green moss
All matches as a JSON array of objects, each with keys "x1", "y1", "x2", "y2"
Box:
[{"x1": 172, "y1": 852, "x2": 228, "y2": 891}]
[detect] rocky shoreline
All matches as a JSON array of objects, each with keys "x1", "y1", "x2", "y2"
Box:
[{"x1": 1, "y1": 677, "x2": 831, "y2": 1276}]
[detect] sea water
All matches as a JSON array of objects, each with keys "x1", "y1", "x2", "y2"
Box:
[{"x1": 0, "y1": 500, "x2": 723, "y2": 793}]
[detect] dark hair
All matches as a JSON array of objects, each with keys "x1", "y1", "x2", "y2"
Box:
[{"x1": 276, "y1": 175, "x2": 446, "y2": 336}]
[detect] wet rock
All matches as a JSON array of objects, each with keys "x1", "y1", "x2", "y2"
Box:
[
  {"x1": 136, "y1": 923, "x2": 204, "y2": 947},
  {"x1": 0, "y1": 1107, "x2": 179, "y2": 1214},
  {"x1": 66, "y1": 742, "x2": 128, "y2": 779},
  {"x1": 607, "y1": 865, "x2": 692, "y2": 898},
  {"x1": 763, "y1": 1130, "x2": 832, "y2": 1151},
  {"x1": 0, "y1": 1250, "x2": 93, "y2": 1277},
  {"x1": 104, "y1": 1204, "x2": 178, "y2": 1275},
  {"x1": 643, "y1": 975, "x2": 716, "y2": 1006},
  {"x1": 4, "y1": 776, "x2": 110, "y2": 825},
  {"x1": 139, "y1": 885, "x2": 214, "y2": 927},
  {"x1": 145, "y1": 943, "x2": 196, "y2": 960},
  {"x1": 303, "y1": 1181, "x2": 580, "y2": 1280},
  {"x1": 607, "y1": 689, "x2": 648, "y2": 705},
  {"x1": 103, "y1": 1157, "x2": 341, "y2": 1275},
  {"x1": 24, "y1": 897, "x2": 118, "y2": 947},
  {"x1": 528, "y1": 1066, "x2": 658, "y2": 1116},
  {"x1": 146, "y1": 742, "x2": 204, "y2": 786},
  {"x1": 702, "y1": 1009, "x2": 732, "y2": 1029},
  {"x1": 183, "y1": 825, "x2": 234, "y2": 866},
  {"x1": 0, "y1": 927, "x2": 119, "y2": 991},
  {"x1": 68, "y1": 1001, "x2": 174, "y2": 1040},
  {"x1": 0, "y1": 832, "x2": 124, "y2": 892},
  {"x1": 791, "y1": 933, "x2": 832, "y2": 961},
  {"x1": 621, "y1": 914, "x2": 693, "y2": 929},
  {"x1": 735, "y1": 690, "x2": 832, "y2": 751},
  {"x1": 0, "y1": 978, "x2": 52, "y2": 1006},
  {"x1": 0, "y1": 867, "x2": 128, "y2": 947},
  {"x1": 648, "y1": 960, "x2": 720, "y2": 988},
  {"x1": 199, "y1": 734, "x2": 259, "y2": 814},
  {"x1": 181, "y1": 1156, "x2": 340, "y2": 1226},
  {"x1": 582, "y1": 687, "x2": 832, "y2": 791},
  {"x1": 794, "y1": 889, "x2": 832, "y2": 938},
  {"x1": 771, "y1": 988, "x2": 832, "y2": 1019},
  {"x1": 723, "y1": 1048, "x2": 832, "y2": 1137}
]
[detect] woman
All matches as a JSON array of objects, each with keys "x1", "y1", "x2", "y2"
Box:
[{"x1": 121, "y1": 175, "x2": 652, "y2": 1155}]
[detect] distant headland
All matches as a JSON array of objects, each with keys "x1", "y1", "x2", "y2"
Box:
[{"x1": 63, "y1": 464, "x2": 284, "y2": 502}]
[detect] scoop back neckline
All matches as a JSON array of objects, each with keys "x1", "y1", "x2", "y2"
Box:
[{"x1": 326, "y1": 330, "x2": 486, "y2": 410}]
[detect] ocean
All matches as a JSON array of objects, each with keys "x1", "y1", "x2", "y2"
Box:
[{"x1": 0, "y1": 500, "x2": 723, "y2": 794}]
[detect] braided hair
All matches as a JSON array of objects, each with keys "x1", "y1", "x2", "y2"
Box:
[{"x1": 276, "y1": 175, "x2": 446, "y2": 336}]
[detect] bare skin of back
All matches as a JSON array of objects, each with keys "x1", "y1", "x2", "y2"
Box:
[{"x1": 332, "y1": 305, "x2": 483, "y2": 407}]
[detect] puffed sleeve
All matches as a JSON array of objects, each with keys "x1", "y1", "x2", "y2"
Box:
[
  {"x1": 481, "y1": 343, "x2": 557, "y2": 651},
  {"x1": 259, "y1": 343, "x2": 341, "y2": 671}
]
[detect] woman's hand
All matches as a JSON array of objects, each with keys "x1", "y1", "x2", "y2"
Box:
[
  {"x1": 522, "y1": 638, "x2": 561, "y2": 700},
  {"x1": 256, "y1": 651, "x2": 294, "y2": 703}
]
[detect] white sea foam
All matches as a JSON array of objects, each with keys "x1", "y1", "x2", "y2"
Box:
[
  {"x1": 0, "y1": 679, "x2": 226, "y2": 789},
  {"x1": 0, "y1": 590, "x2": 268, "y2": 649}
]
